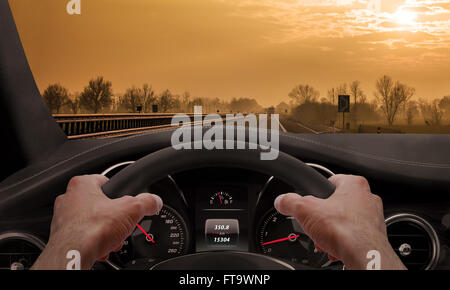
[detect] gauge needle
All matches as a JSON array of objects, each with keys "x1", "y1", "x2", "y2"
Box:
[
  {"x1": 261, "y1": 235, "x2": 300, "y2": 246},
  {"x1": 136, "y1": 224, "x2": 155, "y2": 244}
]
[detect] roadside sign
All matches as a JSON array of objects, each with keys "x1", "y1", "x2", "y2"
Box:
[{"x1": 338, "y1": 95, "x2": 350, "y2": 113}]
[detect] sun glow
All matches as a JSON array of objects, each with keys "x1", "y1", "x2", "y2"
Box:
[{"x1": 393, "y1": 9, "x2": 418, "y2": 26}]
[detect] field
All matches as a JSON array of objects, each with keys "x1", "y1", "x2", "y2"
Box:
[{"x1": 280, "y1": 117, "x2": 450, "y2": 134}]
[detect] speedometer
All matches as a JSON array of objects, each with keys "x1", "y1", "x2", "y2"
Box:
[
  {"x1": 107, "y1": 205, "x2": 189, "y2": 269},
  {"x1": 257, "y1": 209, "x2": 329, "y2": 268}
]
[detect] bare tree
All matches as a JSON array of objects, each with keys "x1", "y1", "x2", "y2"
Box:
[
  {"x1": 439, "y1": 96, "x2": 450, "y2": 117},
  {"x1": 349, "y1": 80, "x2": 365, "y2": 125},
  {"x1": 350, "y1": 80, "x2": 364, "y2": 105},
  {"x1": 229, "y1": 97, "x2": 263, "y2": 113},
  {"x1": 276, "y1": 101, "x2": 290, "y2": 114},
  {"x1": 419, "y1": 98, "x2": 443, "y2": 125},
  {"x1": 79, "y1": 76, "x2": 113, "y2": 113},
  {"x1": 359, "y1": 94, "x2": 368, "y2": 104},
  {"x1": 405, "y1": 100, "x2": 418, "y2": 125},
  {"x1": 121, "y1": 87, "x2": 142, "y2": 113},
  {"x1": 288, "y1": 84, "x2": 320, "y2": 104},
  {"x1": 141, "y1": 84, "x2": 156, "y2": 113},
  {"x1": 375, "y1": 75, "x2": 414, "y2": 126},
  {"x1": 42, "y1": 83, "x2": 69, "y2": 114},
  {"x1": 67, "y1": 94, "x2": 81, "y2": 114},
  {"x1": 327, "y1": 87, "x2": 337, "y2": 105},
  {"x1": 337, "y1": 83, "x2": 348, "y2": 95},
  {"x1": 181, "y1": 92, "x2": 191, "y2": 112},
  {"x1": 159, "y1": 89, "x2": 178, "y2": 112},
  {"x1": 120, "y1": 84, "x2": 156, "y2": 113}
]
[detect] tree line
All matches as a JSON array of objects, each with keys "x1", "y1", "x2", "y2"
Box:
[
  {"x1": 42, "y1": 76, "x2": 264, "y2": 115},
  {"x1": 285, "y1": 75, "x2": 450, "y2": 127},
  {"x1": 42, "y1": 75, "x2": 449, "y2": 127}
]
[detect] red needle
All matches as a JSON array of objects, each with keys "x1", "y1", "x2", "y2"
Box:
[
  {"x1": 136, "y1": 224, "x2": 155, "y2": 244},
  {"x1": 261, "y1": 235, "x2": 300, "y2": 246},
  {"x1": 218, "y1": 193, "x2": 222, "y2": 204}
]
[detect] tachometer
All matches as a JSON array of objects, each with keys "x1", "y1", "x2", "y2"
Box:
[
  {"x1": 257, "y1": 209, "x2": 329, "y2": 268},
  {"x1": 107, "y1": 205, "x2": 189, "y2": 269}
]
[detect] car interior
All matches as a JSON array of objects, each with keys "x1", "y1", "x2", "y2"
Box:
[{"x1": 0, "y1": 0, "x2": 449, "y2": 271}]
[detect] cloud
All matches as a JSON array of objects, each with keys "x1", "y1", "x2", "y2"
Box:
[{"x1": 214, "y1": 0, "x2": 450, "y2": 50}]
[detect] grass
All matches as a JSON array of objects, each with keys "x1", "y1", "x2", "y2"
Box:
[{"x1": 280, "y1": 116, "x2": 450, "y2": 134}]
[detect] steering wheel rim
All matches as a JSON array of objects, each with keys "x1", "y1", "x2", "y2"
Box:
[
  {"x1": 102, "y1": 141, "x2": 335, "y2": 199},
  {"x1": 101, "y1": 141, "x2": 336, "y2": 270}
]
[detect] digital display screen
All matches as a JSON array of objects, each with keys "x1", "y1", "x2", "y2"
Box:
[
  {"x1": 205, "y1": 219, "x2": 239, "y2": 247},
  {"x1": 194, "y1": 185, "x2": 250, "y2": 252}
]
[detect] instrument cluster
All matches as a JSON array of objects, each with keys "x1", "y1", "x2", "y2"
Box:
[{"x1": 101, "y1": 163, "x2": 339, "y2": 270}]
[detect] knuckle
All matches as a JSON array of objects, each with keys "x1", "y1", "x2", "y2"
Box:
[
  {"x1": 67, "y1": 176, "x2": 83, "y2": 189},
  {"x1": 373, "y1": 194, "x2": 384, "y2": 207},
  {"x1": 302, "y1": 195, "x2": 316, "y2": 202},
  {"x1": 121, "y1": 195, "x2": 134, "y2": 203},
  {"x1": 373, "y1": 194, "x2": 382, "y2": 203},
  {"x1": 129, "y1": 199, "x2": 143, "y2": 213},
  {"x1": 329, "y1": 174, "x2": 345, "y2": 184},
  {"x1": 53, "y1": 194, "x2": 65, "y2": 209},
  {"x1": 353, "y1": 176, "x2": 369, "y2": 188},
  {"x1": 55, "y1": 194, "x2": 64, "y2": 203}
]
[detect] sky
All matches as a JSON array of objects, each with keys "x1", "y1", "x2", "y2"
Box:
[{"x1": 9, "y1": 0, "x2": 450, "y2": 107}]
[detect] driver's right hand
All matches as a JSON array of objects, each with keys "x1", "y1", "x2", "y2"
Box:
[{"x1": 274, "y1": 174, "x2": 406, "y2": 270}]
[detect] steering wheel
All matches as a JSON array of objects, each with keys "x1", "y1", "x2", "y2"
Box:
[{"x1": 102, "y1": 141, "x2": 335, "y2": 270}]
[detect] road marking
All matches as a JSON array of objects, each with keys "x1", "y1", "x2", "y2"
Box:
[
  {"x1": 272, "y1": 115, "x2": 287, "y2": 133},
  {"x1": 296, "y1": 122, "x2": 321, "y2": 134}
]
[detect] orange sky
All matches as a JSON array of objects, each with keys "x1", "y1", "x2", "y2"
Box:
[{"x1": 9, "y1": 0, "x2": 450, "y2": 107}]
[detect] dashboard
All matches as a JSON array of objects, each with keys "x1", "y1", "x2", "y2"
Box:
[
  {"x1": 0, "y1": 133, "x2": 449, "y2": 271},
  {"x1": 101, "y1": 163, "x2": 336, "y2": 270}
]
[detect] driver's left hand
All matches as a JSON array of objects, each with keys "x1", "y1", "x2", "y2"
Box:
[{"x1": 32, "y1": 175, "x2": 163, "y2": 270}]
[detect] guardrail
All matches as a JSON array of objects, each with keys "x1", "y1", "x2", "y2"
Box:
[{"x1": 53, "y1": 113, "x2": 221, "y2": 140}]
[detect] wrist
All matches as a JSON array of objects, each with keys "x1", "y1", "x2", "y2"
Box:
[
  {"x1": 340, "y1": 233, "x2": 406, "y2": 270},
  {"x1": 32, "y1": 232, "x2": 97, "y2": 270}
]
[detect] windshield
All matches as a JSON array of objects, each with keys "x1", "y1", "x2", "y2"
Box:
[{"x1": 9, "y1": 0, "x2": 450, "y2": 134}]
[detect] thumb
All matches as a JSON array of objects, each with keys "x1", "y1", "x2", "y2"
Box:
[
  {"x1": 134, "y1": 193, "x2": 163, "y2": 217},
  {"x1": 274, "y1": 193, "x2": 318, "y2": 224},
  {"x1": 117, "y1": 193, "x2": 164, "y2": 225}
]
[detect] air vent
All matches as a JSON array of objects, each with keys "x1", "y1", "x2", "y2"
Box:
[
  {"x1": 0, "y1": 232, "x2": 45, "y2": 270},
  {"x1": 386, "y1": 214, "x2": 439, "y2": 270}
]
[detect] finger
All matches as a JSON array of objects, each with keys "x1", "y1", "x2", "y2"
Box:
[
  {"x1": 329, "y1": 175, "x2": 370, "y2": 193},
  {"x1": 274, "y1": 193, "x2": 303, "y2": 217},
  {"x1": 372, "y1": 194, "x2": 384, "y2": 211},
  {"x1": 53, "y1": 194, "x2": 65, "y2": 211},
  {"x1": 90, "y1": 174, "x2": 109, "y2": 188},
  {"x1": 274, "y1": 193, "x2": 319, "y2": 224},
  {"x1": 328, "y1": 174, "x2": 347, "y2": 188},
  {"x1": 67, "y1": 175, "x2": 109, "y2": 195},
  {"x1": 118, "y1": 193, "x2": 163, "y2": 224},
  {"x1": 134, "y1": 193, "x2": 163, "y2": 216}
]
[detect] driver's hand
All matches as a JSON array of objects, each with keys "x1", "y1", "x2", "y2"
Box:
[
  {"x1": 32, "y1": 175, "x2": 163, "y2": 270},
  {"x1": 274, "y1": 174, "x2": 406, "y2": 270}
]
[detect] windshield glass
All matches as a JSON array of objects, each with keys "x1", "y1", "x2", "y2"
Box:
[{"x1": 9, "y1": 0, "x2": 450, "y2": 134}]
